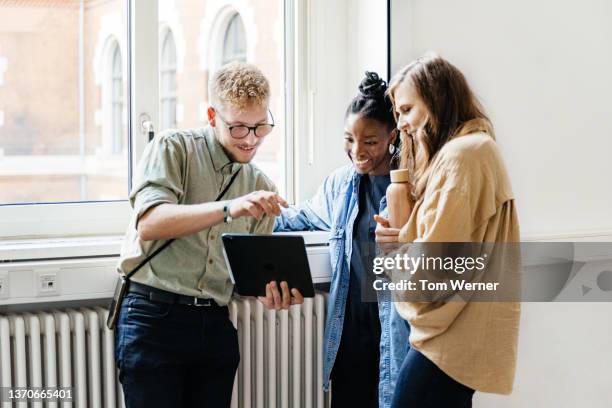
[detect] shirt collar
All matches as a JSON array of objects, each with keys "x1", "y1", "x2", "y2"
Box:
[{"x1": 204, "y1": 126, "x2": 240, "y2": 173}]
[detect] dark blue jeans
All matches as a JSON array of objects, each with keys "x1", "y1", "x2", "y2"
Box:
[
  {"x1": 114, "y1": 292, "x2": 239, "y2": 408},
  {"x1": 391, "y1": 348, "x2": 474, "y2": 408}
]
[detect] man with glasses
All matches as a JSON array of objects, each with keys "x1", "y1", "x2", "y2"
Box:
[{"x1": 114, "y1": 62, "x2": 303, "y2": 408}]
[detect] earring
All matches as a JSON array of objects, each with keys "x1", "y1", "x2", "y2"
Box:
[{"x1": 389, "y1": 144, "x2": 396, "y2": 155}]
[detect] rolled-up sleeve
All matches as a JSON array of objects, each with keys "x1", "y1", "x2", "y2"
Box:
[{"x1": 130, "y1": 134, "x2": 186, "y2": 220}]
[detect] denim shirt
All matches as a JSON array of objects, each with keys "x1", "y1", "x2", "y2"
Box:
[{"x1": 274, "y1": 164, "x2": 410, "y2": 408}]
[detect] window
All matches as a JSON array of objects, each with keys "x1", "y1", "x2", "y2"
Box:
[
  {"x1": 0, "y1": 2, "x2": 128, "y2": 205},
  {"x1": 1, "y1": 0, "x2": 294, "y2": 238},
  {"x1": 0, "y1": 0, "x2": 130, "y2": 237},
  {"x1": 221, "y1": 14, "x2": 247, "y2": 65},
  {"x1": 160, "y1": 30, "x2": 177, "y2": 131}
]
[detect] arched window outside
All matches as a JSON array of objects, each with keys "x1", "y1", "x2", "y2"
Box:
[
  {"x1": 110, "y1": 43, "x2": 123, "y2": 153},
  {"x1": 221, "y1": 13, "x2": 246, "y2": 66},
  {"x1": 160, "y1": 30, "x2": 177, "y2": 130}
]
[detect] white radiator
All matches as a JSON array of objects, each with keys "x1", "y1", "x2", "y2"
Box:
[
  {"x1": 229, "y1": 295, "x2": 327, "y2": 408},
  {"x1": 0, "y1": 295, "x2": 328, "y2": 408},
  {"x1": 0, "y1": 308, "x2": 124, "y2": 408}
]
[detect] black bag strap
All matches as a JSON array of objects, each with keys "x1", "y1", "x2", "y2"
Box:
[
  {"x1": 214, "y1": 166, "x2": 243, "y2": 202},
  {"x1": 123, "y1": 166, "x2": 242, "y2": 280}
]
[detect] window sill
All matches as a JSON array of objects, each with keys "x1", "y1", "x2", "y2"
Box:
[
  {"x1": 0, "y1": 231, "x2": 330, "y2": 263},
  {"x1": 0, "y1": 235, "x2": 124, "y2": 262}
]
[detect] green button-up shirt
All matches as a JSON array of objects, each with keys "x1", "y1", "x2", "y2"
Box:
[{"x1": 117, "y1": 126, "x2": 276, "y2": 305}]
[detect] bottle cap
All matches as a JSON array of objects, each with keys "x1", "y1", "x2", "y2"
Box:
[{"x1": 390, "y1": 169, "x2": 410, "y2": 183}]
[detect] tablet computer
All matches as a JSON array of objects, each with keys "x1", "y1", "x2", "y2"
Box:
[{"x1": 222, "y1": 233, "x2": 315, "y2": 298}]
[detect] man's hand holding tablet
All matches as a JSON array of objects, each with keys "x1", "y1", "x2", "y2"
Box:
[
  {"x1": 258, "y1": 280, "x2": 304, "y2": 310},
  {"x1": 222, "y1": 234, "x2": 315, "y2": 310}
]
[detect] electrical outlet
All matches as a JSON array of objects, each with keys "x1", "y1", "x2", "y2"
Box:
[
  {"x1": 0, "y1": 272, "x2": 8, "y2": 299},
  {"x1": 35, "y1": 269, "x2": 60, "y2": 297}
]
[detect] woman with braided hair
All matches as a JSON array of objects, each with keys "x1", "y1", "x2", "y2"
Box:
[{"x1": 275, "y1": 71, "x2": 410, "y2": 407}]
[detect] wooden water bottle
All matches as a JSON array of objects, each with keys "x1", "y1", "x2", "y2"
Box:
[{"x1": 386, "y1": 169, "x2": 412, "y2": 228}]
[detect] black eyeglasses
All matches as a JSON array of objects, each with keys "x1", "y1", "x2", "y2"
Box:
[{"x1": 214, "y1": 108, "x2": 275, "y2": 139}]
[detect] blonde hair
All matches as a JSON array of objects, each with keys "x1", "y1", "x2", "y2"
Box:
[
  {"x1": 388, "y1": 53, "x2": 494, "y2": 200},
  {"x1": 209, "y1": 61, "x2": 270, "y2": 111}
]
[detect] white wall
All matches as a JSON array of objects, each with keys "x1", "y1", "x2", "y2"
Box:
[
  {"x1": 477, "y1": 302, "x2": 612, "y2": 407},
  {"x1": 347, "y1": 0, "x2": 388, "y2": 85},
  {"x1": 391, "y1": 0, "x2": 612, "y2": 240},
  {"x1": 390, "y1": 1, "x2": 612, "y2": 406}
]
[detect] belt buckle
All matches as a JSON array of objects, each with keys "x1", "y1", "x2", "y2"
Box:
[{"x1": 193, "y1": 297, "x2": 211, "y2": 307}]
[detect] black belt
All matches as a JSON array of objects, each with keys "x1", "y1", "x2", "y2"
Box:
[{"x1": 128, "y1": 281, "x2": 225, "y2": 308}]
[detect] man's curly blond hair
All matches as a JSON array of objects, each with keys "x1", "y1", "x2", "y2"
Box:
[{"x1": 209, "y1": 61, "x2": 270, "y2": 111}]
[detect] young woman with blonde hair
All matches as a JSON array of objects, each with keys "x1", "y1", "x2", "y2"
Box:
[{"x1": 375, "y1": 53, "x2": 520, "y2": 407}]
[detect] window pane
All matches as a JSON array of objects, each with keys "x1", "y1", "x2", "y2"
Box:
[
  {"x1": 0, "y1": 1, "x2": 129, "y2": 204},
  {"x1": 158, "y1": 0, "x2": 287, "y2": 196}
]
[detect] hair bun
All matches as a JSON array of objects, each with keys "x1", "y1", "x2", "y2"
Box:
[{"x1": 358, "y1": 71, "x2": 387, "y2": 99}]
